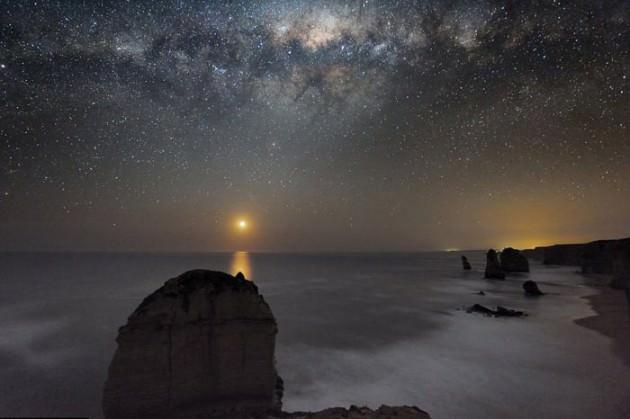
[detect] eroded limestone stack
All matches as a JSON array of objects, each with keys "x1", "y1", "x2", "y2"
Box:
[
  {"x1": 103, "y1": 270, "x2": 282, "y2": 419},
  {"x1": 500, "y1": 248, "x2": 530, "y2": 273},
  {"x1": 461, "y1": 256, "x2": 472, "y2": 270},
  {"x1": 484, "y1": 249, "x2": 505, "y2": 280}
]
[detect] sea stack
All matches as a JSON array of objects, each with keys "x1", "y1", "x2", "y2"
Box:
[
  {"x1": 461, "y1": 256, "x2": 472, "y2": 270},
  {"x1": 103, "y1": 270, "x2": 282, "y2": 419},
  {"x1": 523, "y1": 280, "x2": 544, "y2": 296},
  {"x1": 484, "y1": 249, "x2": 505, "y2": 280},
  {"x1": 500, "y1": 248, "x2": 530, "y2": 273}
]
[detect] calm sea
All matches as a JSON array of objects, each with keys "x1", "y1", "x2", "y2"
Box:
[{"x1": 0, "y1": 251, "x2": 629, "y2": 418}]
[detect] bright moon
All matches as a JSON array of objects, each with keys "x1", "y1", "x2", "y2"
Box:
[{"x1": 237, "y1": 219, "x2": 248, "y2": 230}]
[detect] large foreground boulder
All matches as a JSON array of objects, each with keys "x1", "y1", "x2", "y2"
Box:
[
  {"x1": 500, "y1": 248, "x2": 530, "y2": 273},
  {"x1": 103, "y1": 270, "x2": 282, "y2": 419},
  {"x1": 484, "y1": 249, "x2": 505, "y2": 280}
]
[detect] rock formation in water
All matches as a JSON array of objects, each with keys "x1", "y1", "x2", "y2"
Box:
[
  {"x1": 466, "y1": 304, "x2": 526, "y2": 317},
  {"x1": 283, "y1": 405, "x2": 430, "y2": 418},
  {"x1": 461, "y1": 256, "x2": 472, "y2": 270},
  {"x1": 103, "y1": 270, "x2": 432, "y2": 419},
  {"x1": 484, "y1": 249, "x2": 505, "y2": 280},
  {"x1": 500, "y1": 248, "x2": 530, "y2": 273},
  {"x1": 103, "y1": 270, "x2": 282, "y2": 419},
  {"x1": 523, "y1": 280, "x2": 544, "y2": 296}
]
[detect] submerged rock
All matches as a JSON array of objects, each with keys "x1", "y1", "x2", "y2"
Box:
[
  {"x1": 466, "y1": 304, "x2": 526, "y2": 318},
  {"x1": 461, "y1": 256, "x2": 472, "y2": 270},
  {"x1": 283, "y1": 405, "x2": 431, "y2": 418},
  {"x1": 484, "y1": 249, "x2": 505, "y2": 280},
  {"x1": 523, "y1": 280, "x2": 544, "y2": 296},
  {"x1": 500, "y1": 248, "x2": 530, "y2": 273},
  {"x1": 103, "y1": 270, "x2": 282, "y2": 419}
]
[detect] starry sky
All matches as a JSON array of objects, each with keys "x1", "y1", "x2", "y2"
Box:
[{"x1": 1, "y1": 0, "x2": 629, "y2": 252}]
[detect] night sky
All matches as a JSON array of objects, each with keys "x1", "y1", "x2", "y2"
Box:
[{"x1": 1, "y1": 0, "x2": 629, "y2": 252}]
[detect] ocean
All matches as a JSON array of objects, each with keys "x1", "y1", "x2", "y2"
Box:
[{"x1": 0, "y1": 251, "x2": 628, "y2": 418}]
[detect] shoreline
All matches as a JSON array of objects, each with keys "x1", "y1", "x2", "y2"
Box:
[{"x1": 574, "y1": 278, "x2": 630, "y2": 367}]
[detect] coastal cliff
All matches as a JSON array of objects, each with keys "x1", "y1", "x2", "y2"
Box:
[
  {"x1": 523, "y1": 238, "x2": 630, "y2": 274},
  {"x1": 103, "y1": 270, "x2": 282, "y2": 419},
  {"x1": 522, "y1": 238, "x2": 630, "y2": 308},
  {"x1": 103, "y1": 270, "x2": 431, "y2": 419}
]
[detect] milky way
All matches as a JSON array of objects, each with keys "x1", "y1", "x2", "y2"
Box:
[{"x1": 1, "y1": 0, "x2": 629, "y2": 251}]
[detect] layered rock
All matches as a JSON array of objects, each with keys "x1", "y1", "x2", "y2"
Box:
[
  {"x1": 103, "y1": 270, "x2": 282, "y2": 419},
  {"x1": 500, "y1": 248, "x2": 530, "y2": 273},
  {"x1": 461, "y1": 256, "x2": 472, "y2": 271},
  {"x1": 484, "y1": 249, "x2": 505, "y2": 280}
]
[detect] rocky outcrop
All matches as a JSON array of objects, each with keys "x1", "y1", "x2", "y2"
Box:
[
  {"x1": 523, "y1": 280, "x2": 543, "y2": 296},
  {"x1": 522, "y1": 248, "x2": 544, "y2": 260},
  {"x1": 484, "y1": 249, "x2": 505, "y2": 280},
  {"x1": 581, "y1": 240, "x2": 619, "y2": 274},
  {"x1": 466, "y1": 304, "x2": 526, "y2": 317},
  {"x1": 103, "y1": 270, "x2": 432, "y2": 419},
  {"x1": 500, "y1": 248, "x2": 530, "y2": 273},
  {"x1": 282, "y1": 405, "x2": 431, "y2": 418},
  {"x1": 523, "y1": 238, "x2": 630, "y2": 276},
  {"x1": 103, "y1": 270, "x2": 282, "y2": 419},
  {"x1": 461, "y1": 256, "x2": 472, "y2": 270},
  {"x1": 541, "y1": 243, "x2": 586, "y2": 266},
  {"x1": 611, "y1": 242, "x2": 630, "y2": 290}
]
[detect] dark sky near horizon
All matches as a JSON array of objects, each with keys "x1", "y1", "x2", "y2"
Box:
[{"x1": 1, "y1": 0, "x2": 629, "y2": 252}]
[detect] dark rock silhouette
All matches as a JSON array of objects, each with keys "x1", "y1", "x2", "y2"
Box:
[
  {"x1": 103, "y1": 270, "x2": 432, "y2": 419},
  {"x1": 523, "y1": 238, "x2": 630, "y2": 272},
  {"x1": 610, "y1": 242, "x2": 630, "y2": 311},
  {"x1": 103, "y1": 270, "x2": 282, "y2": 419},
  {"x1": 500, "y1": 248, "x2": 530, "y2": 273},
  {"x1": 611, "y1": 243, "x2": 630, "y2": 288},
  {"x1": 285, "y1": 406, "x2": 430, "y2": 418},
  {"x1": 541, "y1": 243, "x2": 586, "y2": 266},
  {"x1": 523, "y1": 280, "x2": 544, "y2": 296},
  {"x1": 477, "y1": 291, "x2": 486, "y2": 296},
  {"x1": 522, "y1": 248, "x2": 544, "y2": 260},
  {"x1": 484, "y1": 249, "x2": 505, "y2": 279},
  {"x1": 461, "y1": 256, "x2": 472, "y2": 270},
  {"x1": 466, "y1": 304, "x2": 526, "y2": 317}
]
